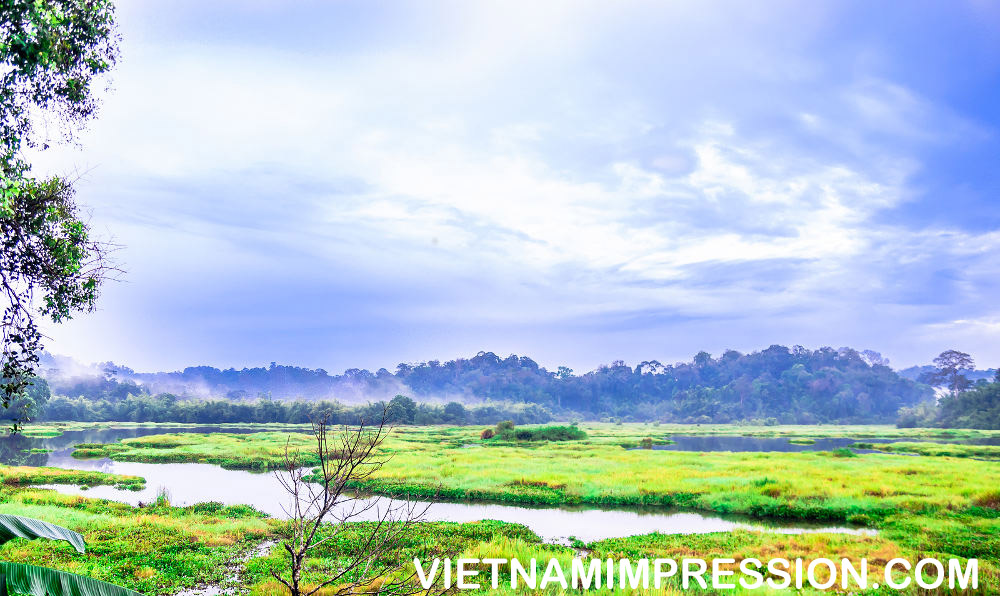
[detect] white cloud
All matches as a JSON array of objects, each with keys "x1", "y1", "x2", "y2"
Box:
[{"x1": 26, "y1": 0, "x2": 1000, "y2": 370}]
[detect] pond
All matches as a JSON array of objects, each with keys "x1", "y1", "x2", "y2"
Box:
[{"x1": 0, "y1": 425, "x2": 876, "y2": 544}]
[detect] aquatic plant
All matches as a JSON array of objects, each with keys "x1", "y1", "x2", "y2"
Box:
[{"x1": 0, "y1": 514, "x2": 141, "y2": 596}]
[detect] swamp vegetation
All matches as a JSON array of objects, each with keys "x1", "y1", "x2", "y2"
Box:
[{"x1": 0, "y1": 422, "x2": 998, "y2": 594}]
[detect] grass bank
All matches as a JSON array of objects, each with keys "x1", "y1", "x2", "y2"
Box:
[
  {"x1": 852, "y1": 441, "x2": 1000, "y2": 459},
  {"x1": 0, "y1": 464, "x2": 144, "y2": 490},
  {"x1": 71, "y1": 425, "x2": 1000, "y2": 523},
  {"x1": 0, "y1": 488, "x2": 274, "y2": 594}
]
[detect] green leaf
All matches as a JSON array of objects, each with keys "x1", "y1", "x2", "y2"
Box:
[
  {"x1": 0, "y1": 562, "x2": 144, "y2": 596},
  {"x1": 0, "y1": 515, "x2": 85, "y2": 553}
]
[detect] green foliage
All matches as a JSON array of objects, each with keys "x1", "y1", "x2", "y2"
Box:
[
  {"x1": 936, "y1": 379, "x2": 1000, "y2": 429},
  {"x1": 0, "y1": 511, "x2": 141, "y2": 596},
  {"x1": 493, "y1": 425, "x2": 588, "y2": 442},
  {"x1": 40, "y1": 394, "x2": 555, "y2": 427},
  {"x1": 388, "y1": 347, "x2": 932, "y2": 424},
  {"x1": 897, "y1": 372, "x2": 1000, "y2": 430},
  {"x1": 0, "y1": 489, "x2": 272, "y2": 595},
  {"x1": 242, "y1": 519, "x2": 538, "y2": 590},
  {"x1": 1, "y1": 0, "x2": 120, "y2": 426},
  {"x1": 46, "y1": 346, "x2": 937, "y2": 427},
  {"x1": 919, "y1": 349, "x2": 976, "y2": 393},
  {"x1": 0, "y1": 463, "x2": 144, "y2": 490},
  {"x1": 0, "y1": 0, "x2": 119, "y2": 149},
  {"x1": 852, "y1": 441, "x2": 1000, "y2": 459},
  {"x1": 384, "y1": 394, "x2": 416, "y2": 424},
  {"x1": 0, "y1": 513, "x2": 85, "y2": 552},
  {"x1": 0, "y1": 562, "x2": 142, "y2": 596}
]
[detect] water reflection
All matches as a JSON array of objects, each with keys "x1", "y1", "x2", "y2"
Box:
[
  {"x1": 0, "y1": 425, "x2": 878, "y2": 544},
  {"x1": 38, "y1": 460, "x2": 875, "y2": 544}
]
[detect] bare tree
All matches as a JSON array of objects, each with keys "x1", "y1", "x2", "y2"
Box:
[{"x1": 273, "y1": 409, "x2": 444, "y2": 596}]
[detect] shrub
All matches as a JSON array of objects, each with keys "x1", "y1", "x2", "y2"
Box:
[
  {"x1": 154, "y1": 487, "x2": 171, "y2": 507},
  {"x1": 973, "y1": 490, "x2": 1000, "y2": 510},
  {"x1": 496, "y1": 420, "x2": 515, "y2": 432},
  {"x1": 639, "y1": 437, "x2": 653, "y2": 449},
  {"x1": 480, "y1": 428, "x2": 495, "y2": 440},
  {"x1": 831, "y1": 448, "x2": 857, "y2": 458},
  {"x1": 496, "y1": 425, "x2": 588, "y2": 442}
]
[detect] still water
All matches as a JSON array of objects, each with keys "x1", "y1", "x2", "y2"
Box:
[{"x1": 3, "y1": 426, "x2": 877, "y2": 544}]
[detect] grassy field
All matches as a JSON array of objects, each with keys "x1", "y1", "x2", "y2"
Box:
[
  {"x1": 8, "y1": 422, "x2": 1000, "y2": 593},
  {"x1": 72, "y1": 423, "x2": 1000, "y2": 521},
  {"x1": 3, "y1": 484, "x2": 994, "y2": 595}
]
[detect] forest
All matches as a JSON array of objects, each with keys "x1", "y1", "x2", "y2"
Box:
[{"x1": 21, "y1": 345, "x2": 953, "y2": 425}]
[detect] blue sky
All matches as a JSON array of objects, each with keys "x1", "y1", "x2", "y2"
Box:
[{"x1": 33, "y1": 0, "x2": 1000, "y2": 373}]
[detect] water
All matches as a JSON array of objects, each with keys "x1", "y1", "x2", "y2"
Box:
[
  {"x1": 2, "y1": 426, "x2": 876, "y2": 544},
  {"x1": 36, "y1": 460, "x2": 874, "y2": 544}
]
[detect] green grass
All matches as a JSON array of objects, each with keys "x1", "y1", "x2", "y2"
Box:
[
  {"x1": 73, "y1": 432, "x2": 319, "y2": 471},
  {"x1": 70, "y1": 424, "x2": 1000, "y2": 522},
  {"x1": 53, "y1": 421, "x2": 1000, "y2": 586},
  {"x1": 851, "y1": 441, "x2": 1000, "y2": 459},
  {"x1": 0, "y1": 488, "x2": 275, "y2": 595},
  {"x1": 16, "y1": 420, "x2": 315, "y2": 438},
  {"x1": 0, "y1": 464, "x2": 145, "y2": 491},
  {"x1": 491, "y1": 425, "x2": 588, "y2": 442}
]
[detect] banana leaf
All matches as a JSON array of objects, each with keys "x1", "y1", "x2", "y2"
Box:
[
  {"x1": 0, "y1": 516, "x2": 85, "y2": 554},
  {"x1": 0, "y1": 562, "x2": 143, "y2": 596}
]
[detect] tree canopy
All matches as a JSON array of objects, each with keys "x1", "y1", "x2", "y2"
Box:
[
  {"x1": 39, "y1": 345, "x2": 934, "y2": 425},
  {"x1": 1, "y1": 0, "x2": 119, "y2": 424}
]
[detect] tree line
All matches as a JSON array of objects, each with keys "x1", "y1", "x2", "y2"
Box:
[
  {"x1": 24, "y1": 344, "x2": 947, "y2": 425},
  {"x1": 11, "y1": 392, "x2": 554, "y2": 426},
  {"x1": 897, "y1": 350, "x2": 1000, "y2": 429}
]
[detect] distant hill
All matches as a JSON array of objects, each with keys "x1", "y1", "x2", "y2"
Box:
[{"x1": 38, "y1": 345, "x2": 934, "y2": 424}]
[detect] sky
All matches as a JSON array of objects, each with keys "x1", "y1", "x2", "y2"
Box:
[{"x1": 31, "y1": 0, "x2": 1000, "y2": 374}]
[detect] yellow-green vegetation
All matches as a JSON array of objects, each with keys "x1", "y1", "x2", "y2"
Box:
[
  {"x1": 0, "y1": 464, "x2": 145, "y2": 491},
  {"x1": 0, "y1": 488, "x2": 274, "y2": 595},
  {"x1": 64, "y1": 422, "x2": 1000, "y2": 588},
  {"x1": 18, "y1": 420, "x2": 314, "y2": 439},
  {"x1": 650, "y1": 423, "x2": 1000, "y2": 440},
  {"x1": 589, "y1": 530, "x2": 998, "y2": 594},
  {"x1": 852, "y1": 441, "x2": 1000, "y2": 459},
  {"x1": 73, "y1": 432, "x2": 317, "y2": 471},
  {"x1": 73, "y1": 424, "x2": 1000, "y2": 519}
]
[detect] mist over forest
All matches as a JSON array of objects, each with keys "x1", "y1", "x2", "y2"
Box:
[{"x1": 19, "y1": 346, "x2": 996, "y2": 428}]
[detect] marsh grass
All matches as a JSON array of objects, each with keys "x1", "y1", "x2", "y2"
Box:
[
  {"x1": 59, "y1": 422, "x2": 1000, "y2": 577},
  {"x1": 0, "y1": 488, "x2": 275, "y2": 595},
  {"x1": 973, "y1": 490, "x2": 1000, "y2": 510},
  {"x1": 852, "y1": 441, "x2": 1000, "y2": 459},
  {"x1": 0, "y1": 464, "x2": 145, "y2": 490}
]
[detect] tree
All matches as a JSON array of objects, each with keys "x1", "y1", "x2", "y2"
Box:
[
  {"x1": 1, "y1": 0, "x2": 120, "y2": 426},
  {"x1": 921, "y1": 350, "x2": 975, "y2": 394},
  {"x1": 442, "y1": 401, "x2": 465, "y2": 423},
  {"x1": 0, "y1": 513, "x2": 140, "y2": 596},
  {"x1": 385, "y1": 394, "x2": 416, "y2": 424},
  {"x1": 273, "y1": 411, "x2": 444, "y2": 596}
]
